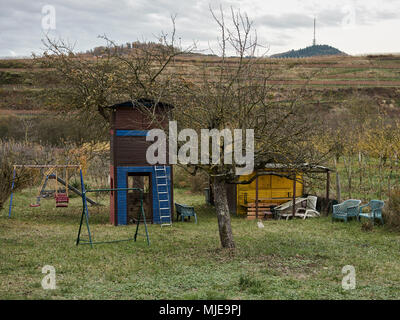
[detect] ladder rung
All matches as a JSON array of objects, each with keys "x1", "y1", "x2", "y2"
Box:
[
  {"x1": 156, "y1": 176, "x2": 167, "y2": 179},
  {"x1": 155, "y1": 167, "x2": 165, "y2": 170},
  {"x1": 158, "y1": 192, "x2": 168, "y2": 194},
  {"x1": 160, "y1": 207, "x2": 170, "y2": 210},
  {"x1": 157, "y1": 184, "x2": 167, "y2": 187},
  {"x1": 160, "y1": 216, "x2": 171, "y2": 218},
  {"x1": 159, "y1": 200, "x2": 169, "y2": 202}
]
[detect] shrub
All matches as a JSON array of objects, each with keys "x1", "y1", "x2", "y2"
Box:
[
  {"x1": 361, "y1": 221, "x2": 374, "y2": 232},
  {"x1": 384, "y1": 189, "x2": 400, "y2": 231},
  {"x1": 0, "y1": 140, "x2": 56, "y2": 210},
  {"x1": 0, "y1": 150, "x2": 30, "y2": 210},
  {"x1": 173, "y1": 166, "x2": 208, "y2": 193}
]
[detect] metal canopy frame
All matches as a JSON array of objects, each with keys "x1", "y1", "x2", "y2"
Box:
[
  {"x1": 76, "y1": 169, "x2": 150, "y2": 247},
  {"x1": 250, "y1": 165, "x2": 332, "y2": 218}
]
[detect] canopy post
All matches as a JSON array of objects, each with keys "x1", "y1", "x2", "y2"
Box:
[
  {"x1": 325, "y1": 170, "x2": 330, "y2": 215},
  {"x1": 255, "y1": 175, "x2": 259, "y2": 219},
  {"x1": 292, "y1": 174, "x2": 296, "y2": 217}
]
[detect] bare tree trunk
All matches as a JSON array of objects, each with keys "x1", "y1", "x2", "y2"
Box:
[
  {"x1": 343, "y1": 156, "x2": 352, "y2": 198},
  {"x1": 334, "y1": 157, "x2": 341, "y2": 203},
  {"x1": 388, "y1": 158, "x2": 393, "y2": 200},
  {"x1": 378, "y1": 155, "x2": 383, "y2": 199},
  {"x1": 358, "y1": 151, "x2": 363, "y2": 196},
  {"x1": 212, "y1": 177, "x2": 235, "y2": 249}
]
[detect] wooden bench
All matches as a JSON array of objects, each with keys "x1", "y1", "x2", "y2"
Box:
[{"x1": 175, "y1": 203, "x2": 197, "y2": 223}]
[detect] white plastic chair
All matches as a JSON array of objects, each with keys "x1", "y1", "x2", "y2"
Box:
[{"x1": 295, "y1": 196, "x2": 320, "y2": 219}]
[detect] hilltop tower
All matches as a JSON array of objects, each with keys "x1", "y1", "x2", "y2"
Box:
[{"x1": 312, "y1": 17, "x2": 316, "y2": 46}]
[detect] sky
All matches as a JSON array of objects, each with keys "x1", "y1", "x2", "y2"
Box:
[{"x1": 0, "y1": 0, "x2": 399, "y2": 58}]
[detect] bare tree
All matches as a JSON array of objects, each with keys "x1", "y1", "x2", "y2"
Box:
[
  {"x1": 38, "y1": 17, "x2": 194, "y2": 126},
  {"x1": 172, "y1": 7, "x2": 328, "y2": 248}
]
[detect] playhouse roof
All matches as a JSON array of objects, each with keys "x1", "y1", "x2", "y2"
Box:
[
  {"x1": 106, "y1": 98, "x2": 174, "y2": 110},
  {"x1": 263, "y1": 163, "x2": 332, "y2": 173}
]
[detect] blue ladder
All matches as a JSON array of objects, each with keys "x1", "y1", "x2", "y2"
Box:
[{"x1": 155, "y1": 165, "x2": 172, "y2": 227}]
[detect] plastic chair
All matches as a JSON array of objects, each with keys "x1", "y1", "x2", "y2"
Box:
[
  {"x1": 175, "y1": 203, "x2": 197, "y2": 223},
  {"x1": 332, "y1": 199, "x2": 361, "y2": 222},
  {"x1": 359, "y1": 200, "x2": 384, "y2": 225},
  {"x1": 295, "y1": 196, "x2": 320, "y2": 219}
]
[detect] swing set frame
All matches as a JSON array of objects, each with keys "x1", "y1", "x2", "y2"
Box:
[
  {"x1": 77, "y1": 168, "x2": 150, "y2": 247},
  {"x1": 8, "y1": 164, "x2": 150, "y2": 247},
  {"x1": 8, "y1": 164, "x2": 81, "y2": 217}
]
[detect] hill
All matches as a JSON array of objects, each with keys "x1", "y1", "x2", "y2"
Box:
[
  {"x1": 270, "y1": 45, "x2": 347, "y2": 58},
  {"x1": 1, "y1": 53, "x2": 400, "y2": 114}
]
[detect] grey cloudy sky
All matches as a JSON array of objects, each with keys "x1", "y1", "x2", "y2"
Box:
[{"x1": 0, "y1": 0, "x2": 399, "y2": 58}]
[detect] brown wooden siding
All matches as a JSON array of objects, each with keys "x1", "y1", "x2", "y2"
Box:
[
  {"x1": 115, "y1": 136, "x2": 152, "y2": 165},
  {"x1": 115, "y1": 136, "x2": 171, "y2": 166},
  {"x1": 226, "y1": 183, "x2": 237, "y2": 214},
  {"x1": 113, "y1": 106, "x2": 170, "y2": 130}
]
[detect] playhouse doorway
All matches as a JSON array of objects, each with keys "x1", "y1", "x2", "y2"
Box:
[{"x1": 126, "y1": 173, "x2": 152, "y2": 223}]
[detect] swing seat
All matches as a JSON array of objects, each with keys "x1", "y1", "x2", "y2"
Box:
[{"x1": 55, "y1": 193, "x2": 69, "y2": 207}]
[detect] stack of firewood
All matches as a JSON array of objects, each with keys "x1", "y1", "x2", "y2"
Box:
[{"x1": 245, "y1": 202, "x2": 275, "y2": 220}]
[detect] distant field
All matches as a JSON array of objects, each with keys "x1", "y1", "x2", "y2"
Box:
[{"x1": 1, "y1": 54, "x2": 400, "y2": 111}]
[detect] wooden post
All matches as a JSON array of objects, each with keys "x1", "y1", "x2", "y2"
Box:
[
  {"x1": 209, "y1": 177, "x2": 214, "y2": 205},
  {"x1": 325, "y1": 170, "x2": 330, "y2": 215},
  {"x1": 292, "y1": 174, "x2": 296, "y2": 217},
  {"x1": 255, "y1": 175, "x2": 259, "y2": 219}
]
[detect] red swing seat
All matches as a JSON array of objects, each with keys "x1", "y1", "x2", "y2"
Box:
[{"x1": 55, "y1": 193, "x2": 69, "y2": 207}]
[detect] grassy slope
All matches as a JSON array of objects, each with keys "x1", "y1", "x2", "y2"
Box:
[
  {"x1": 1, "y1": 188, "x2": 399, "y2": 300},
  {"x1": 1, "y1": 54, "x2": 400, "y2": 112}
]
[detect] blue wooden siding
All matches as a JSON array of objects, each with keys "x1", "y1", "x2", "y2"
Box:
[
  {"x1": 116, "y1": 130, "x2": 148, "y2": 137},
  {"x1": 116, "y1": 166, "x2": 171, "y2": 225}
]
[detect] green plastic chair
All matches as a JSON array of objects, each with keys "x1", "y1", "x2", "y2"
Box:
[
  {"x1": 359, "y1": 200, "x2": 384, "y2": 225},
  {"x1": 175, "y1": 203, "x2": 197, "y2": 223},
  {"x1": 332, "y1": 199, "x2": 361, "y2": 222}
]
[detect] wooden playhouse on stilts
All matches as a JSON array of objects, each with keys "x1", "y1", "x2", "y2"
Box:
[{"x1": 107, "y1": 99, "x2": 174, "y2": 226}]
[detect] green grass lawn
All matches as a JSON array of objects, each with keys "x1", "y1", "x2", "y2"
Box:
[{"x1": 1, "y1": 188, "x2": 400, "y2": 300}]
